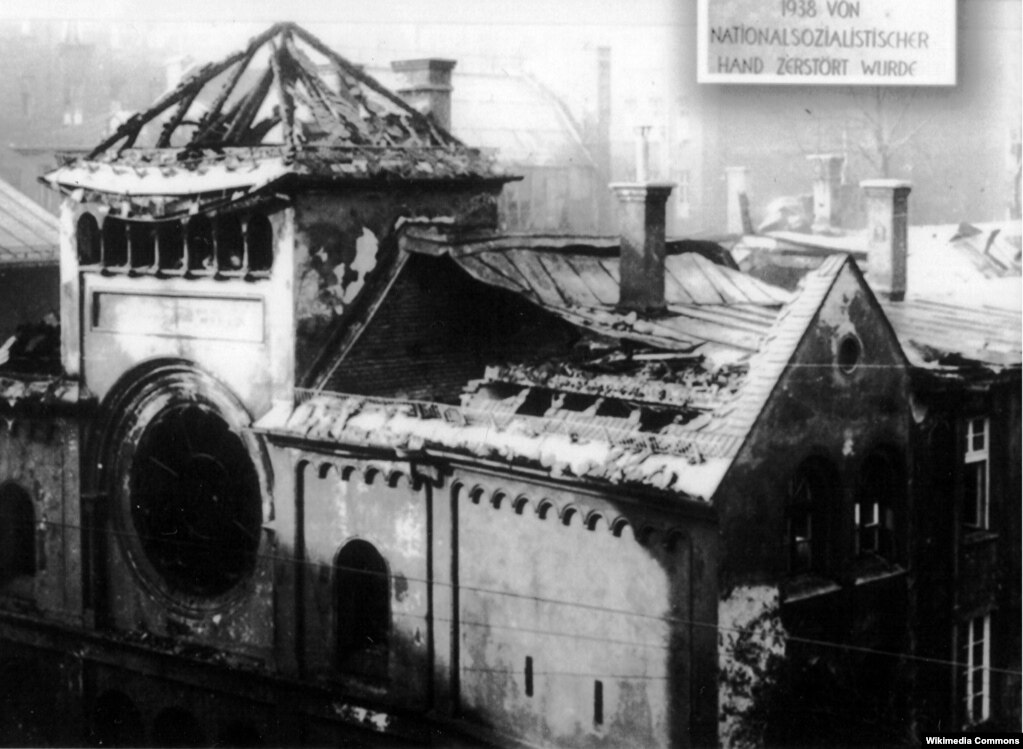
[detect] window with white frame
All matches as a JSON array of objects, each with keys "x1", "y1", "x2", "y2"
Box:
[
  {"x1": 963, "y1": 417, "x2": 990, "y2": 529},
  {"x1": 961, "y1": 614, "x2": 991, "y2": 726}
]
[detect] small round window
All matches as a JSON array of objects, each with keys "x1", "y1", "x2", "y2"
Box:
[{"x1": 837, "y1": 334, "x2": 862, "y2": 374}]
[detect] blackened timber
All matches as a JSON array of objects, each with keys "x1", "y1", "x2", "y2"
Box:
[{"x1": 87, "y1": 23, "x2": 287, "y2": 159}]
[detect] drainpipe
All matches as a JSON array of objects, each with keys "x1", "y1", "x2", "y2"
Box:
[{"x1": 862, "y1": 179, "x2": 911, "y2": 302}]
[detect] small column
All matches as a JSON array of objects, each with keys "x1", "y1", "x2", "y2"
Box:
[
  {"x1": 861, "y1": 179, "x2": 912, "y2": 302},
  {"x1": 391, "y1": 59, "x2": 457, "y2": 132},
  {"x1": 610, "y1": 182, "x2": 675, "y2": 314},
  {"x1": 808, "y1": 153, "x2": 845, "y2": 233},
  {"x1": 725, "y1": 166, "x2": 749, "y2": 235}
]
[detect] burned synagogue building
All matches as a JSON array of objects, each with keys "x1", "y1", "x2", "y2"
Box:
[{"x1": 0, "y1": 22, "x2": 1018, "y2": 747}]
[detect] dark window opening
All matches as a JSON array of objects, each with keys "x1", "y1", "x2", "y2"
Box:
[
  {"x1": 89, "y1": 690, "x2": 144, "y2": 748},
  {"x1": 593, "y1": 680, "x2": 604, "y2": 726},
  {"x1": 856, "y1": 451, "x2": 897, "y2": 560},
  {"x1": 595, "y1": 398, "x2": 633, "y2": 419},
  {"x1": 215, "y1": 215, "x2": 244, "y2": 273},
  {"x1": 186, "y1": 216, "x2": 214, "y2": 273},
  {"x1": 963, "y1": 418, "x2": 989, "y2": 530},
  {"x1": 246, "y1": 213, "x2": 274, "y2": 273},
  {"x1": 786, "y1": 458, "x2": 836, "y2": 576},
  {"x1": 152, "y1": 707, "x2": 205, "y2": 748},
  {"x1": 76, "y1": 213, "x2": 101, "y2": 265},
  {"x1": 525, "y1": 656, "x2": 534, "y2": 697},
  {"x1": 129, "y1": 223, "x2": 156, "y2": 270},
  {"x1": 335, "y1": 539, "x2": 390, "y2": 674},
  {"x1": 102, "y1": 218, "x2": 128, "y2": 267},
  {"x1": 0, "y1": 485, "x2": 35, "y2": 584},
  {"x1": 157, "y1": 221, "x2": 185, "y2": 273},
  {"x1": 130, "y1": 404, "x2": 262, "y2": 597}
]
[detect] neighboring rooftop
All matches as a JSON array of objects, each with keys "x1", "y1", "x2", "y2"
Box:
[{"x1": 0, "y1": 176, "x2": 58, "y2": 265}]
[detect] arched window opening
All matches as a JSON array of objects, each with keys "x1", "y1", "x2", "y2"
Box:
[
  {"x1": 76, "y1": 213, "x2": 101, "y2": 265},
  {"x1": 856, "y1": 451, "x2": 898, "y2": 560},
  {"x1": 0, "y1": 484, "x2": 35, "y2": 584},
  {"x1": 786, "y1": 458, "x2": 836, "y2": 576},
  {"x1": 335, "y1": 540, "x2": 390, "y2": 673},
  {"x1": 129, "y1": 222, "x2": 156, "y2": 271},
  {"x1": 186, "y1": 215, "x2": 214, "y2": 273},
  {"x1": 157, "y1": 221, "x2": 185, "y2": 273},
  {"x1": 246, "y1": 213, "x2": 274, "y2": 273},
  {"x1": 215, "y1": 214, "x2": 244, "y2": 273},
  {"x1": 102, "y1": 218, "x2": 129, "y2": 268},
  {"x1": 129, "y1": 404, "x2": 262, "y2": 597}
]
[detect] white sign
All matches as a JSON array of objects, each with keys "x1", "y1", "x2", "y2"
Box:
[{"x1": 698, "y1": 0, "x2": 956, "y2": 85}]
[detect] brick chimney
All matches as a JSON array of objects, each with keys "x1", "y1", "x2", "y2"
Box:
[
  {"x1": 391, "y1": 58, "x2": 456, "y2": 132},
  {"x1": 610, "y1": 182, "x2": 674, "y2": 314},
  {"x1": 861, "y1": 179, "x2": 911, "y2": 302},
  {"x1": 808, "y1": 153, "x2": 844, "y2": 233}
]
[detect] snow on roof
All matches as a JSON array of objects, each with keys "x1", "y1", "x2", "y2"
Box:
[{"x1": 262, "y1": 255, "x2": 846, "y2": 502}]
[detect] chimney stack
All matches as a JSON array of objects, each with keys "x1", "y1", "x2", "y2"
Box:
[
  {"x1": 610, "y1": 181, "x2": 674, "y2": 315},
  {"x1": 808, "y1": 153, "x2": 845, "y2": 233},
  {"x1": 861, "y1": 179, "x2": 911, "y2": 302},
  {"x1": 391, "y1": 58, "x2": 457, "y2": 132}
]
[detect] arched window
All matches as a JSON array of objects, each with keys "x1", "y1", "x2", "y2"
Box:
[
  {"x1": 157, "y1": 221, "x2": 185, "y2": 273},
  {"x1": 76, "y1": 213, "x2": 101, "y2": 265},
  {"x1": 186, "y1": 215, "x2": 214, "y2": 273},
  {"x1": 785, "y1": 458, "x2": 836, "y2": 575},
  {"x1": 129, "y1": 222, "x2": 156, "y2": 271},
  {"x1": 335, "y1": 540, "x2": 389, "y2": 670},
  {"x1": 856, "y1": 451, "x2": 898, "y2": 560},
  {"x1": 0, "y1": 484, "x2": 35, "y2": 584},
  {"x1": 102, "y1": 218, "x2": 129, "y2": 267},
  {"x1": 215, "y1": 214, "x2": 244, "y2": 273},
  {"x1": 246, "y1": 213, "x2": 274, "y2": 273}
]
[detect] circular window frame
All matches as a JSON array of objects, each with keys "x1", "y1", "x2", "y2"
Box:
[
  {"x1": 103, "y1": 363, "x2": 269, "y2": 617},
  {"x1": 836, "y1": 333, "x2": 862, "y2": 374}
]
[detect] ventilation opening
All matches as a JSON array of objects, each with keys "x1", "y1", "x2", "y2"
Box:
[
  {"x1": 594, "y1": 680, "x2": 604, "y2": 726},
  {"x1": 525, "y1": 656, "x2": 534, "y2": 697}
]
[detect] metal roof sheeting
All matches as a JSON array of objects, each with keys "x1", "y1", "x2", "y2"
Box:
[{"x1": 0, "y1": 178, "x2": 58, "y2": 265}]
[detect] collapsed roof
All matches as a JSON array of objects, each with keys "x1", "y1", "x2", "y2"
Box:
[{"x1": 43, "y1": 22, "x2": 502, "y2": 214}]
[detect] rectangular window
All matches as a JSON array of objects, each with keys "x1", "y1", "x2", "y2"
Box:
[
  {"x1": 855, "y1": 501, "x2": 881, "y2": 556},
  {"x1": 961, "y1": 614, "x2": 991, "y2": 726},
  {"x1": 964, "y1": 417, "x2": 990, "y2": 529},
  {"x1": 593, "y1": 680, "x2": 604, "y2": 726},
  {"x1": 524, "y1": 656, "x2": 533, "y2": 697},
  {"x1": 676, "y1": 169, "x2": 692, "y2": 219}
]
